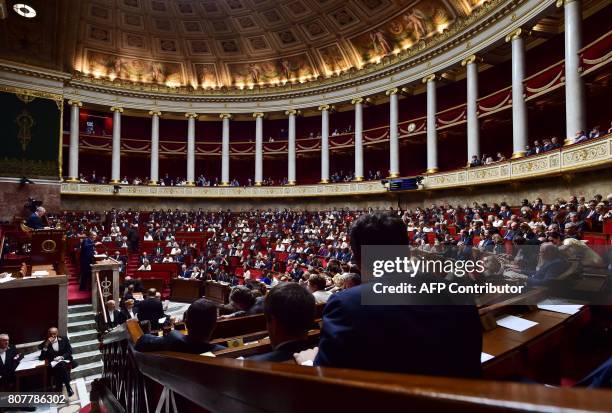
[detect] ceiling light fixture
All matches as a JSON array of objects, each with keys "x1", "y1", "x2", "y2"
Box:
[{"x1": 13, "y1": 3, "x2": 36, "y2": 18}]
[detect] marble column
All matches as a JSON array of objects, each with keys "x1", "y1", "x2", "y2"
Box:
[
  {"x1": 110, "y1": 107, "x2": 122, "y2": 184},
  {"x1": 220, "y1": 113, "x2": 232, "y2": 186},
  {"x1": 319, "y1": 104, "x2": 330, "y2": 183},
  {"x1": 185, "y1": 113, "x2": 197, "y2": 186},
  {"x1": 423, "y1": 75, "x2": 438, "y2": 173},
  {"x1": 67, "y1": 100, "x2": 82, "y2": 181},
  {"x1": 286, "y1": 109, "x2": 297, "y2": 185},
  {"x1": 148, "y1": 111, "x2": 161, "y2": 185},
  {"x1": 386, "y1": 88, "x2": 400, "y2": 178},
  {"x1": 352, "y1": 98, "x2": 364, "y2": 181},
  {"x1": 462, "y1": 55, "x2": 480, "y2": 165},
  {"x1": 506, "y1": 28, "x2": 528, "y2": 158},
  {"x1": 559, "y1": 0, "x2": 586, "y2": 143},
  {"x1": 253, "y1": 112, "x2": 264, "y2": 186}
]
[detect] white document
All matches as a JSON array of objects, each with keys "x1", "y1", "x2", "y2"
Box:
[
  {"x1": 50, "y1": 360, "x2": 67, "y2": 368},
  {"x1": 496, "y1": 315, "x2": 538, "y2": 332},
  {"x1": 200, "y1": 352, "x2": 216, "y2": 357},
  {"x1": 300, "y1": 360, "x2": 314, "y2": 366},
  {"x1": 21, "y1": 351, "x2": 41, "y2": 363},
  {"x1": 15, "y1": 360, "x2": 45, "y2": 371},
  {"x1": 537, "y1": 304, "x2": 583, "y2": 315},
  {"x1": 0, "y1": 276, "x2": 14, "y2": 283},
  {"x1": 157, "y1": 317, "x2": 167, "y2": 325},
  {"x1": 481, "y1": 352, "x2": 495, "y2": 363},
  {"x1": 32, "y1": 270, "x2": 49, "y2": 276}
]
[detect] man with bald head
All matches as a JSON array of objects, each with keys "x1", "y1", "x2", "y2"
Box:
[
  {"x1": 0, "y1": 333, "x2": 23, "y2": 391},
  {"x1": 104, "y1": 300, "x2": 126, "y2": 329},
  {"x1": 38, "y1": 327, "x2": 75, "y2": 396}
]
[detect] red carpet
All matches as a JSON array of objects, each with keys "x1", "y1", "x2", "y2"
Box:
[{"x1": 66, "y1": 257, "x2": 91, "y2": 305}]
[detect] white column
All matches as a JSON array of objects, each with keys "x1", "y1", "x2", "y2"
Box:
[
  {"x1": 462, "y1": 56, "x2": 480, "y2": 165},
  {"x1": 352, "y1": 98, "x2": 364, "y2": 181},
  {"x1": 253, "y1": 112, "x2": 264, "y2": 185},
  {"x1": 423, "y1": 75, "x2": 438, "y2": 173},
  {"x1": 319, "y1": 104, "x2": 330, "y2": 183},
  {"x1": 110, "y1": 107, "x2": 122, "y2": 183},
  {"x1": 67, "y1": 100, "x2": 82, "y2": 181},
  {"x1": 386, "y1": 88, "x2": 400, "y2": 177},
  {"x1": 185, "y1": 113, "x2": 197, "y2": 186},
  {"x1": 559, "y1": 0, "x2": 585, "y2": 143},
  {"x1": 220, "y1": 113, "x2": 231, "y2": 186},
  {"x1": 286, "y1": 109, "x2": 297, "y2": 185},
  {"x1": 149, "y1": 110, "x2": 161, "y2": 185},
  {"x1": 506, "y1": 29, "x2": 528, "y2": 158}
]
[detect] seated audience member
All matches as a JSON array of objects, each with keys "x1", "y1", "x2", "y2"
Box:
[
  {"x1": 136, "y1": 299, "x2": 224, "y2": 354},
  {"x1": 525, "y1": 144, "x2": 535, "y2": 156},
  {"x1": 469, "y1": 155, "x2": 481, "y2": 167},
  {"x1": 137, "y1": 288, "x2": 167, "y2": 329},
  {"x1": 121, "y1": 299, "x2": 138, "y2": 320},
  {"x1": 307, "y1": 274, "x2": 332, "y2": 304},
  {"x1": 588, "y1": 126, "x2": 600, "y2": 140},
  {"x1": 342, "y1": 273, "x2": 361, "y2": 290},
  {"x1": 38, "y1": 327, "x2": 75, "y2": 396},
  {"x1": 104, "y1": 299, "x2": 125, "y2": 329},
  {"x1": 527, "y1": 243, "x2": 571, "y2": 287},
  {"x1": 138, "y1": 259, "x2": 151, "y2": 271},
  {"x1": 0, "y1": 333, "x2": 23, "y2": 391},
  {"x1": 300, "y1": 212, "x2": 482, "y2": 378},
  {"x1": 219, "y1": 286, "x2": 264, "y2": 318},
  {"x1": 496, "y1": 152, "x2": 506, "y2": 162},
  {"x1": 248, "y1": 283, "x2": 316, "y2": 362},
  {"x1": 550, "y1": 137, "x2": 561, "y2": 149},
  {"x1": 574, "y1": 130, "x2": 588, "y2": 144}
]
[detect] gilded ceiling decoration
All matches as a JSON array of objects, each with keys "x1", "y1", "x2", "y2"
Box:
[{"x1": 0, "y1": 0, "x2": 491, "y2": 90}]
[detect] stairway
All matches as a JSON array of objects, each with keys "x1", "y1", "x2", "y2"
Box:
[
  {"x1": 67, "y1": 304, "x2": 103, "y2": 380},
  {"x1": 65, "y1": 255, "x2": 91, "y2": 305}
]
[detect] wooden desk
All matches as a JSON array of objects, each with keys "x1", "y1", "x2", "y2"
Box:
[
  {"x1": 204, "y1": 281, "x2": 231, "y2": 304},
  {"x1": 0, "y1": 266, "x2": 68, "y2": 343},
  {"x1": 170, "y1": 278, "x2": 203, "y2": 302},
  {"x1": 15, "y1": 363, "x2": 48, "y2": 392}
]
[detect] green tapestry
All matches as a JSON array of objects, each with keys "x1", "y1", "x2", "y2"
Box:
[{"x1": 0, "y1": 88, "x2": 62, "y2": 179}]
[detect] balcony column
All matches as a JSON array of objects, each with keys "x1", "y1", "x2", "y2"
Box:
[
  {"x1": 220, "y1": 113, "x2": 232, "y2": 186},
  {"x1": 462, "y1": 55, "x2": 481, "y2": 165},
  {"x1": 352, "y1": 97, "x2": 364, "y2": 181},
  {"x1": 386, "y1": 88, "x2": 400, "y2": 178},
  {"x1": 558, "y1": 0, "x2": 586, "y2": 143},
  {"x1": 67, "y1": 100, "x2": 82, "y2": 181},
  {"x1": 148, "y1": 111, "x2": 161, "y2": 185},
  {"x1": 318, "y1": 104, "x2": 330, "y2": 183},
  {"x1": 110, "y1": 107, "x2": 123, "y2": 184},
  {"x1": 253, "y1": 112, "x2": 264, "y2": 186},
  {"x1": 506, "y1": 29, "x2": 528, "y2": 158},
  {"x1": 185, "y1": 113, "x2": 197, "y2": 186},
  {"x1": 286, "y1": 109, "x2": 297, "y2": 185},
  {"x1": 423, "y1": 75, "x2": 438, "y2": 173}
]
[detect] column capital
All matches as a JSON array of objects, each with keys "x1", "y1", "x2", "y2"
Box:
[
  {"x1": 505, "y1": 28, "x2": 524, "y2": 43},
  {"x1": 68, "y1": 100, "x2": 82, "y2": 107},
  {"x1": 461, "y1": 55, "x2": 482, "y2": 66},
  {"x1": 422, "y1": 74, "x2": 437, "y2": 83},
  {"x1": 219, "y1": 113, "x2": 232, "y2": 120},
  {"x1": 385, "y1": 88, "x2": 398, "y2": 96},
  {"x1": 149, "y1": 110, "x2": 162, "y2": 117},
  {"x1": 185, "y1": 112, "x2": 198, "y2": 119},
  {"x1": 252, "y1": 112, "x2": 264, "y2": 118},
  {"x1": 556, "y1": 0, "x2": 579, "y2": 7},
  {"x1": 110, "y1": 106, "x2": 123, "y2": 113},
  {"x1": 318, "y1": 104, "x2": 330, "y2": 111},
  {"x1": 285, "y1": 109, "x2": 298, "y2": 116},
  {"x1": 351, "y1": 97, "x2": 364, "y2": 105}
]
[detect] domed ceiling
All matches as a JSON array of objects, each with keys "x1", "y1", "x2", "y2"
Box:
[{"x1": 0, "y1": 0, "x2": 490, "y2": 90}]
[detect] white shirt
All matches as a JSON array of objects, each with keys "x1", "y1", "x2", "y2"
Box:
[
  {"x1": 312, "y1": 290, "x2": 332, "y2": 304},
  {"x1": 109, "y1": 311, "x2": 114, "y2": 323},
  {"x1": 0, "y1": 349, "x2": 6, "y2": 364},
  {"x1": 52, "y1": 340, "x2": 59, "y2": 352},
  {"x1": 127, "y1": 310, "x2": 135, "y2": 319}
]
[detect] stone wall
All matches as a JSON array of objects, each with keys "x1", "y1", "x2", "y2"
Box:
[{"x1": 0, "y1": 179, "x2": 61, "y2": 222}]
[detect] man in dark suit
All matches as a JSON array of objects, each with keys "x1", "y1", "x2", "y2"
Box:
[
  {"x1": 127, "y1": 225, "x2": 140, "y2": 253},
  {"x1": 0, "y1": 333, "x2": 23, "y2": 391},
  {"x1": 38, "y1": 327, "x2": 75, "y2": 396},
  {"x1": 104, "y1": 300, "x2": 126, "y2": 329},
  {"x1": 302, "y1": 213, "x2": 482, "y2": 378},
  {"x1": 26, "y1": 206, "x2": 46, "y2": 229},
  {"x1": 121, "y1": 299, "x2": 138, "y2": 321},
  {"x1": 527, "y1": 243, "x2": 571, "y2": 287},
  {"x1": 135, "y1": 298, "x2": 224, "y2": 354},
  {"x1": 79, "y1": 231, "x2": 97, "y2": 291},
  {"x1": 137, "y1": 289, "x2": 166, "y2": 329},
  {"x1": 248, "y1": 283, "x2": 315, "y2": 362}
]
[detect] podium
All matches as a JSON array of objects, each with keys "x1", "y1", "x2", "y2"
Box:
[
  {"x1": 31, "y1": 229, "x2": 65, "y2": 267},
  {"x1": 91, "y1": 257, "x2": 121, "y2": 313}
]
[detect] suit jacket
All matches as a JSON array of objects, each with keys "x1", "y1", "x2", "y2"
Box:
[
  {"x1": 135, "y1": 330, "x2": 224, "y2": 354},
  {"x1": 137, "y1": 298, "x2": 166, "y2": 328},
  {"x1": 527, "y1": 258, "x2": 571, "y2": 286},
  {"x1": 80, "y1": 238, "x2": 96, "y2": 266},
  {"x1": 121, "y1": 307, "x2": 138, "y2": 321},
  {"x1": 314, "y1": 284, "x2": 482, "y2": 378},
  {"x1": 0, "y1": 346, "x2": 23, "y2": 385},
  {"x1": 27, "y1": 213, "x2": 44, "y2": 229},
  {"x1": 107, "y1": 309, "x2": 126, "y2": 328},
  {"x1": 38, "y1": 336, "x2": 74, "y2": 364},
  {"x1": 248, "y1": 339, "x2": 313, "y2": 363}
]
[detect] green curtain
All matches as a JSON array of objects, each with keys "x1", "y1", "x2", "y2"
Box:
[{"x1": 0, "y1": 90, "x2": 61, "y2": 179}]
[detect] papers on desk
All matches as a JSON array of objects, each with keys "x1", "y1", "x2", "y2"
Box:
[
  {"x1": 32, "y1": 270, "x2": 49, "y2": 276},
  {"x1": 94, "y1": 254, "x2": 107, "y2": 258},
  {"x1": 496, "y1": 315, "x2": 538, "y2": 332},
  {"x1": 480, "y1": 352, "x2": 495, "y2": 363},
  {"x1": 50, "y1": 360, "x2": 67, "y2": 368},
  {"x1": 200, "y1": 352, "x2": 216, "y2": 357},
  {"x1": 158, "y1": 317, "x2": 167, "y2": 325},
  {"x1": 300, "y1": 360, "x2": 314, "y2": 366},
  {"x1": 21, "y1": 351, "x2": 41, "y2": 363},
  {"x1": 0, "y1": 275, "x2": 15, "y2": 283},
  {"x1": 537, "y1": 304, "x2": 583, "y2": 315},
  {"x1": 15, "y1": 360, "x2": 45, "y2": 371}
]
